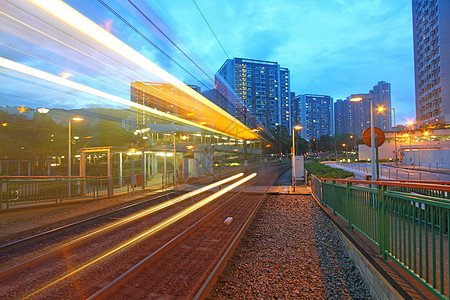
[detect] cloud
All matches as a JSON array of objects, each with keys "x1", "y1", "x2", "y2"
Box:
[{"x1": 0, "y1": 0, "x2": 416, "y2": 122}]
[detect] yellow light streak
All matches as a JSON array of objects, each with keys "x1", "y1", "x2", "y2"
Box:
[
  {"x1": 59, "y1": 72, "x2": 73, "y2": 79},
  {"x1": 25, "y1": 0, "x2": 258, "y2": 140},
  {"x1": 24, "y1": 172, "x2": 254, "y2": 298},
  {"x1": 0, "y1": 57, "x2": 239, "y2": 139}
]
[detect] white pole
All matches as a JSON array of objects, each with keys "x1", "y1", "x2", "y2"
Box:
[
  {"x1": 370, "y1": 99, "x2": 375, "y2": 181},
  {"x1": 173, "y1": 134, "x2": 177, "y2": 186},
  {"x1": 392, "y1": 108, "x2": 397, "y2": 166},
  {"x1": 68, "y1": 119, "x2": 71, "y2": 198},
  {"x1": 68, "y1": 120, "x2": 71, "y2": 177},
  {"x1": 292, "y1": 127, "x2": 296, "y2": 191}
]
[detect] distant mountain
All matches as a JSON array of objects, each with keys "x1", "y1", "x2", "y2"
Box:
[{"x1": 0, "y1": 106, "x2": 135, "y2": 127}]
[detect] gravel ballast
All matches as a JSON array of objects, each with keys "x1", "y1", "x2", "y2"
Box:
[{"x1": 212, "y1": 194, "x2": 371, "y2": 299}]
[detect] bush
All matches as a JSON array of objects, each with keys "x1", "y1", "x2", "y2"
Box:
[{"x1": 305, "y1": 162, "x2": 354, "y2": 179}]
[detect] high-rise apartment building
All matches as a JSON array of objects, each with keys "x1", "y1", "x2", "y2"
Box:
[
  {"x1": 291, "y1": 92, "x2": 299, "y2": 126},
  {"x1": 371, "y1": 81, "x2": 392, "y2": 132},
  {"x1": 294, "y1": 94, "x2": 332, "y2": 141},
  {"x1": 216, "y1": 57, "x2": 290, "y2": 131},
  {"x1": 334, "y1": 81, "x2": 392, "y2": 138},
  {"x1": 280, "y1": 68, "x2": 291, "y2": 129},
  {"x1": 412, "y1": 0, "x2": 450, "y2": 125},
  {"x1": 334, "y1": 99, "x2": 351, "y2": 136}
]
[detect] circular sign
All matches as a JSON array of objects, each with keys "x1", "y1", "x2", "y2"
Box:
[{"x1": 362, "y1": 127, "x2": 385, "y2": 147}]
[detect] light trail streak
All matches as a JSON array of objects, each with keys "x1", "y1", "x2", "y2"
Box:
[
  {"x1": 0, "y1": 57, "x2": 231, "y2": 138},
  {"x1": 0, "y1": 7, "x2": 138, "y2": 83},
  {"x1": 29, "y1": 172, "x2": 244, "y2": 256},
  {"x1": 22, "y1": 0, "x2": 258, "y2": 140},
  {"x1": 24, "y1": 172, "x2": 256, "y2": 298}
]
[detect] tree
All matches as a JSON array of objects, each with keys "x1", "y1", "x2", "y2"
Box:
[
  {"x1": 295, "y1": 137, "x2": 309, "y2": 154},
  {"x1": 273, "y1": 125, "x2": 291, "y2": 155}
]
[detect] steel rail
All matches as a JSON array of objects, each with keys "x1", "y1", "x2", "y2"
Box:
[
  {"x1": 0, "y1": 190, "x2": 179, "y2": 253},
  {"x1": 194, "y1": 166, "x2": 289, "y2": 299},
  {"x1": 0, "y1": 173, "x2": 245, "y2": 281},
  {"x1": 88, "y1": 165, "x2": 288, "y2": 299},
  {"x1": 0, "y1": 169, "x2": 245, "y2": 250}
]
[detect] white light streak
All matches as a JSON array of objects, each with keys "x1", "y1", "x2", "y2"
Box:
[
  {"x1": 24, "y1": 172, "x2": 247, "y2": 298},
  {"x1": 25, "y1": 0, "x2": 258, "y2": 140}
]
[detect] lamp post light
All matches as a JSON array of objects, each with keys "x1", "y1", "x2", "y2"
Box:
[
  {"x1": 407, "y1": 120, "x2": 414, "y2": 152},
  {"x1": 424, "y1": 131, "x2": 429, "y2": 149},
  {"x1": 68, "y1": 117, "x2": 84, "y2": 177},
  {"x1": 342, "y1": 143, "x2": 347, "y2": 160},
  {"x1": 37, "y1": 108, "x2": 50, "y2": 175},
  {"x1": 68, "y1": 117, "x2": 83, "y2": 198},
  {"x1": 377, "y1": 106, "x2": 397, "y2": 165},
  {"x1": 350, "y1": 94, "x2": 375, "y2": 181},
  {"x1": 292, "y1": 125, "x2": 302, "y2": 192}
]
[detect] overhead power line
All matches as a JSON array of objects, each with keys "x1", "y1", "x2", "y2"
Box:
[
  {"x1": 97, "y1": 0, "x2": 212, "y2": 90},
  {"x1": 127, "y1": 0, "x2": 215, "y2": 84},
  {"x1": 192, "y1": 0, "x2": 229, "y2": 59}
]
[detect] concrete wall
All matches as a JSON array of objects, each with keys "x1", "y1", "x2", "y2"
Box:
[
  {"x1": 358, "y1": 143, "x2": 395, "y2": 161},
  {"x1": 332, "y1": 223, "x2": 404, "y2": 300},
  {"x1": 358, "y1": 141, "x2": 450, "y2": 169},
  {"x1": 401, "y1": 148, "x2": 450, "y2": 168}
]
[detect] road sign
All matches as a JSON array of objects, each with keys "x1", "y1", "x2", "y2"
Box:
[{"x1": 362, "y1": 127, "x2": 385, "y2": 147}]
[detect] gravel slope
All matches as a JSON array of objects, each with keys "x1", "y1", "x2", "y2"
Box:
[{"x1": 211, "y1": 194, "x2": 371, "y2": 299}]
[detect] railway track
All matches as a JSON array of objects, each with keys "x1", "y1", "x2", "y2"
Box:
[
  {"x1": 90, "y1": 166, "x2": 288, "y2": 299},
  {"x1": 0, "y1": 168, "x2": 241, "y2": 246},
  {"x1": 0, "y1": 165, "x2": 287, "y2": 299},
  {"x1": 0, "y1": 189, "x2": 180, "y2": 252}
]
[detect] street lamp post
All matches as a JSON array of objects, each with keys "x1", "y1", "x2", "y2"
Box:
[
  {"x1": 173, "y1": 133, "x2": 177, "y2": 186},
  {"x1": 68, "y1": 117, "x2": 84, "y2": 177},
  {"x1": 377, "y1": 106, "x2": 397, "y2": 165},
  {"x1": 424, "y1": 131, "x2": 429, "y2": 149},
  {"x1": 68, "y1": 117, "x2": 83, "y2": 197},
  {"x1": 350, "y1": 94, "x2": 375, "y2": 181},
  {"x1": 37, "y1": 108, "x2": 50, "y2": 175},
  {"x1": 407, "y1": 120, "x2": 414, "y2": 152},
  {"x1": 392, "y1": 108, "x2": 397, "y2": 165},
  {"x1": 292, "y1": 125, "x2": 302, "y2": 191}
]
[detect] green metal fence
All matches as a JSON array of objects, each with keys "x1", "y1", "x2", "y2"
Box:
[
  {"x1": 316, "y1": 177, "x2": 450, "y2": 300},
  {"x1": 0, "y1": 176, "x2": 111, "y2": 209}
]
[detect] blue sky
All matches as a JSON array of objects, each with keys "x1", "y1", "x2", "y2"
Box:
[{"x1": 0, "y1": 0, "x2": 415, "y2": 125}]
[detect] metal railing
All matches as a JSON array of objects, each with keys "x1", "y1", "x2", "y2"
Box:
[
  {"x1": 339, "y1": 162, "x2": 441, "y2": 181},
  {"x1": 310, "y1": 174, "x2": 322, "y2": 202},
  {"x1": 315, "y1": 177, "x2": 450, "y2": 300},
  {"x1": 0, "y1": 176, "x2": 112, "y2": 209}
]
